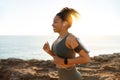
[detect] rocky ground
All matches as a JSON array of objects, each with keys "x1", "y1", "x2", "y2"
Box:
[{"x1": 0, "y1": 53, "x2": 120, "y2": 80}]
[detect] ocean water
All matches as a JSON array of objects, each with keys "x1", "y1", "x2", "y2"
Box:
[{"x1": 0, "y1": 35, "x2": 120, "y2": 60}]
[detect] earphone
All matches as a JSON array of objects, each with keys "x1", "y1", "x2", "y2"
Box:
[
  {"x1": 63, "y1": 21, "x2": 67, "y2": 26},
  {"x1": 63, "y1": 23, "x2": 66, "y2": 26}
]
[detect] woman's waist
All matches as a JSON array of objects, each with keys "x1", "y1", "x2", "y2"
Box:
[
  {"x1": 56, "y1": 64, "x2": 75, "y2": 69},
  {"x1": 57, "y1": 65, "x2": 77, "y2": 74}
]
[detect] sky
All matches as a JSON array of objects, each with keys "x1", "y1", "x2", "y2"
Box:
[{"x1": 0, "y1": 0, "x2": 120, "y2": 36}]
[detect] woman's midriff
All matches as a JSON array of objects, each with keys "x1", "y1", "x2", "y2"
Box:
[{"x1": 56, "y1": 64, "x2": 75, "y2": 69}]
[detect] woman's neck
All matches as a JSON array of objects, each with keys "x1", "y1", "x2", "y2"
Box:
[{"x1": 59, "y1": 30, "x2": 69, "y2": 38}]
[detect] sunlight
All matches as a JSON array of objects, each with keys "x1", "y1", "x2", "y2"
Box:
[{"x1": 0, "y1": 0, "x2": 120, "y2": 35}]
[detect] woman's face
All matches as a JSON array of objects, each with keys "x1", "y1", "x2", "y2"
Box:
[{"x1": 52, "y1": 15, "x2": 63, "y2": 33}]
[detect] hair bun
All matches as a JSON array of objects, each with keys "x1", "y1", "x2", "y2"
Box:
[{"x1": 56, "y1": 7, "x2": 80, "y2": 27}]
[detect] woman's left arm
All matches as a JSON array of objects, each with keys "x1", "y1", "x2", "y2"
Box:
[
  {"x1": 53, "y1": 49, "x2": 90, "y2": 68},
  {"x1": 68, "y1": 49, "x2": 90, "y2": 65},
  {"x1": 68, "y1": 35, "x2": 91, "y2": 65},
  {"x1": 54, "y1": 35, "x2": 90, "y2": 67}
]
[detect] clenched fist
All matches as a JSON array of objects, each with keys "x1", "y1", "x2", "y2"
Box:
[{"x1": 43, "y1": 42, "x2": 50, "y2": 53}]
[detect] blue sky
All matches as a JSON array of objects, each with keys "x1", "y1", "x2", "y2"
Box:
[{"x1": 0, "y1": 0, "x2": 120, "y2": 35}]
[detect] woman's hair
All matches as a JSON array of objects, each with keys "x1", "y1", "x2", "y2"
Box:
[{"x1": 56, "y1": 7, "x2": 80, "y2": 28}]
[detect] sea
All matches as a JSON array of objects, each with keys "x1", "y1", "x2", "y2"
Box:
[{"x1": 0, "y1": 35, "x2": 120, "y2": 60}]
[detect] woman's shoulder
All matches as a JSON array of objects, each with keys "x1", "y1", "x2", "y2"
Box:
[
  {"x1": 66, "y1": 33, "x2": 79, "y2": 49},
  {"x1": 66, "y1": 33, "x2": 78, "y2": 44},
  {"x1": 67, "y1": 33, "x2": 77, "y2": 40}
]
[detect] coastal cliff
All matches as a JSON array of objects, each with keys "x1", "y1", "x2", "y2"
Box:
[{"x1": 0, "y1": 53, "x2": 120, "y2": 80}]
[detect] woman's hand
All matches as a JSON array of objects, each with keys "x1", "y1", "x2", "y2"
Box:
[
  {"x1": 43, "y1": 42, "x2": 50, "y2": 53},
  {"x1": 53, "y1": 56, "x2": 74, "y2": 68},
  {"x1": 43, "y1": 42, "x2": 56, "y2": 57},
  {"x1": 53, "y1": 56, "x2": 64, "y2": 65}
]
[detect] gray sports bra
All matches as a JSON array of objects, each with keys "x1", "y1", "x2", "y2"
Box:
[
  {"x1": 52, "y1": 34, "x2": 74, "y2": 58},
  {"x1": 52, "y1": 34, "x2": 89, "y2": 58}
]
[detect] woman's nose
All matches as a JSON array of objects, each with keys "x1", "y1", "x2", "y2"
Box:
[
  {"x1": 52, "y1": 23, "x2": 54, "y2": 27},
  {"x1": 52, "y1": 23, "x2": 55, "y2": 28}
]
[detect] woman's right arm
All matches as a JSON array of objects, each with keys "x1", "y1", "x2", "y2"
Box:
[
  {"x1": 47, "y1": 50, "x2": 56, "y2": 57},
  {"x1": 43, "y1": 42, "x2": 56, "y2": 57}
]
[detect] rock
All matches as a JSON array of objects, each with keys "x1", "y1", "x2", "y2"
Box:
[{"x1": 0, "y1": 53, "x2": 120, "y2": 80}]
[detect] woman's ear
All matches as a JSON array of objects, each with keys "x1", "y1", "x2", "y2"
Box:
[
  {"x1": 63, "y1": 23, "x2": 65, "y2": 26},
  {"x1": 63, "y1": 21, "x2": 68, "y2": 26}
]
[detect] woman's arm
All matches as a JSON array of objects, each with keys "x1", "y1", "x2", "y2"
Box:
[
  {"x1": 53, "y1": 38, "x2": 90, "y2": 68},
  {"x1": 66, "y1": 35, "x2": 90, "y2": 65},
  {"x1": 68, "y1": 50, "x2": 90, "y2": 65},
  {"x1": 53, "y1": 35, "x2": 91, "y2": 68},
  {"x1": 43, "y1": 42, "x2": 56, "y2": 57},
  {"x1": 53, "y1": 49, "x2": 90, "y2": 68}
]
